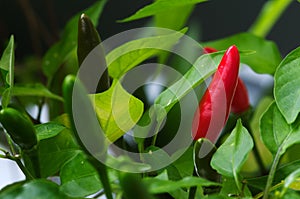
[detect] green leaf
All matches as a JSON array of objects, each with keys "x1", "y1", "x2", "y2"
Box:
[
  {"x1": 35, "y1": 122, "x2": 66, "y2": 140},
  {"x1": 247, "y1": 159, "x2": 300, "y2": 191},
  {"x1": 220, "y1": 177, "x2": 252, "y2": 198},
  {"x1": 281, "y1": 168, "x2": 300, "y2": 197},
  {"x1": 260, "y1": 102, "x2": 300, "y2": 156},
  {"x1": 155, "y1": 4, "x2": 194, "y2": 30},
  {"x1": 0, "y1": 35, "x2": 14, "y2": 87},
  {"x1": 143, "y1": 176, "x2": 220, "y2": 194},
  {"x1": 119, "y1": 0, "x2": 207, "y2": 22},
  {"x1": 1, "y1": 87, "x2": 11, "y2": 108},
  {"x1": 0, "y1": 179, "x2": 77, "y2": 199},
  {"x1": 171, "y1": 147, "x2": 194, "y2": 178},
  {"x1": 91, "y1": 80, "x2": 144, "y2": 142},
  {"x1": 60, "y1": 152, "x2": 102, "y2": 197},
  {"x1": 42, "y1": 0, "x2": 107, "y2": 78},
  {"x1": 154, "y1": 51, "x2": 228, "y2": 122},
  {"x1": 0, "y1": 83, "x2": 63, "y2": 101},
  {"x1": 107, "y1": 28, "x2": 187, "y2": 79},
  {"x1": 38, "y1": 128, "x2": 80, "y2": 177},
  {"x1": 203, "y1": 32, "x2": 281, "y2": 74},
  {"x1": 274, "y1": 46, "x2": 300, "y2": 124},
  {"x1": 211, "y1": 120, "x2": 253, "y2": 179}
]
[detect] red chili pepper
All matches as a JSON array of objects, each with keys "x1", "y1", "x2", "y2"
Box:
[
  {"x1": 203, "y1": 47, "x2": 250, "y2": 114},
  {"x1": 192, "y1": 45, "x2": 240, "y2": 142}
]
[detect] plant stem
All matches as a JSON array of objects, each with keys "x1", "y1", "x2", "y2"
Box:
[
  {"x1": 262, "y1": 147, "x2": 282, "y2": 199},
  {"x1": 249, "y1": 0, "x2": 293, "y2": 38},
  {"x1": 253, "y1": 182, "x2": 283, "y2": 199},
  {"x1": 89, "y1": 157, "x2": 113, "y2": 199}
]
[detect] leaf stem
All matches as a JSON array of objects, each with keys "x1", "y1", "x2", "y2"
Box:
[
  {"x1": 249, "y1": 0, "x2": 293, "y2": 38},
  {"x1": 262, "y1": 147, "x2": 282, "y2": 199}
]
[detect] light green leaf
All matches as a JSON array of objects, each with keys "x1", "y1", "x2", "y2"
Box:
[
  {"x1": 0, "y1": 180, "x2": 77, "y2": 199},
  {"x1": 154, "y1": 51, "x2": 224, "y2": 121},
  {"x1": 119, "y1": 0, "x2": 207, "y2": 22},
  {"x1": 60, "y1": 152, "x2": 101, "y2": 197},
  {"x1": 91, "y1": 80, "x2": 143, "y2": 142},
  {"x1": 35, "y1": 122, "x2": 66, "y2": 140},
  {"x1": 0, "y1": 35, "x2": 14, "y2": 87},
  {"x1": 143, "y1": 176, "x2": 220, "y2": 194},
  {"x1": 274, "y1": 46, "x2": 300, "y2": 124},
  {"x1": 42, "y1": 0, "x2": 107, "y2": 78},
  {"x1": 155, "y1": 5, "x2": 193, "y2": 30},
  {"x1": 211, "y1": 120, "x2": 253, "y2": 179},
  {"x1": 107, "y1": 28, "x2": 187, "y2": 79},
  {"x1": 1, "y1": 88, "x2": 11, "y2": 108},
  {"x1": 0, "y1": 84, "x2": 63, "y2": 101},
  {"x1": 260, "y1": 102, "x2": 300, "y2": 156},
  {"x1": 203, "y1": 32, "x2": 281, "y2": 74}
]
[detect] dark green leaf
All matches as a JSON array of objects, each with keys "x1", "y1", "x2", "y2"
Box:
[
  {"x1": 42, "y1": 0, "x2": 107, "y2": 78},
  {"x1": 247, "y1": 159, "x2": 300, "y2": 190},
  {"x1": 143, "y1": 176, "x2": 220, "y2": 194},
  {"x1": 211, "y1": 120, "x2": 253, "y2": 178},
  {"x1": 203, "y1": 32, "x2": 281, "y2": 74},
  {"x1": 119, "y1": 0, "x2": 207, "y2": 22},
  {"x1": 35, "y1": 122, "x2": 66, "y2": 140},
  {"x1": 0, "y1": 179, "x2": 77, "y2": 199},
  {"x1": 220, "y1": 177, "x2": 252, "y2": 198},
  {"x1": 38, "y1": 128, "x2": 80, "y2": 177},
  {"x1": 60, "y1": 152, "x2": 102, "y2": 197},
  {"x1": 260, "y1": 102, "x2": 300, "y2": 156},
  {"x1": 274, "y1": 46, "x2": 300, "y2": 124}
]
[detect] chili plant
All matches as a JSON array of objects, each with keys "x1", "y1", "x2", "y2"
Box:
[{"x1": 0, "y1": 0, "x2": 300, "y2": 199}]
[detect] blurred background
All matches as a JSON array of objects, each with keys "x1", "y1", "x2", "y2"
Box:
[{"x1": 0, "y1": 0, "x2": 300, "y2": 60}]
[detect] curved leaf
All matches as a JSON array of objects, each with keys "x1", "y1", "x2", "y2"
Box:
[
  {"x1": 107, "y1": 28, "x2": 187, "y2": 79},
  {"x1": 203, "y1": 32, "x2": 281, "y2": 74},
  {"x1": 0, "y1": 84, "x2": 63, "y2": 101},
  {"x1": 119, "y1": 0, "x2": 207, "y2": 22},
  {"x1": 211, "y1": 120, "x2": 253, "y2": 178},
  {"x1": 260, "y1": 102, "x2": 300, "y2": 156},
  {"x1": 274, "y1": 46, "x2": 300, "y2": 124},
  {"x1": 91, "y1": 80, "x2": 144, "y2": 142},
  {"x1": 60, "y1": 152, "x2": 102, "y2": 197},
  {"x1": 154, "y1": 51, "x2": 224, "y2": 122},
  {"x1": 35, "y1": 122, "x2": 66, "y2": 140},
  {"x1": 0, "y1": 180, "x2": 77, "y2": 199}
]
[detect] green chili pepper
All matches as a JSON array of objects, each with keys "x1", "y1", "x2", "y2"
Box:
[
  {"x1": 0, "y1": 107, "x2": 40, "y2": 178},
  {"x1": 77, "y1": 13, "x2": 110, "y2": 92},
  {"x1": 0, "y1": 108, "x2": 37, "y2": 150}
]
